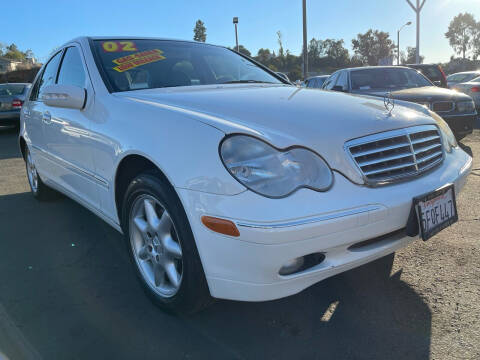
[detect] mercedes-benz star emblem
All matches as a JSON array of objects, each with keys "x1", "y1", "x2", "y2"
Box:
[{"x1": 384, "y1": 92, "x2": 395, "y2": 114}]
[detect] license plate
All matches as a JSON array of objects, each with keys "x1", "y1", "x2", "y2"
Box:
[{"x1": 414, "y1": 185, "x2": 458, "y2": 241}]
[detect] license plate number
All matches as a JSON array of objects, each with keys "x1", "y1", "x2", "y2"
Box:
[{"x1": 415, "y1": 185, "x2": 458, "y2": 241}]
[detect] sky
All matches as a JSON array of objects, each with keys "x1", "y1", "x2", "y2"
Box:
[{"x1": 3, "y1": 0, "x2": 480, "y2": 64}]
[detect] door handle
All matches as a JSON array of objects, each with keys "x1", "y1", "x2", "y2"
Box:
[{"x1": 42, "y1": 111, "x2": 51, "y2": 124}]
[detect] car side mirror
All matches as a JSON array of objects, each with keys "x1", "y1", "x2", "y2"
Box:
[
  {"x1": 433, "y1": 80, "x2": 442, "y2": 87},
  {"x1": 332, "y1": 85, "x2": 347, "y2": 92},
  {"x1": 41, "y1": 84, "x2": 86, "y2": 110}
]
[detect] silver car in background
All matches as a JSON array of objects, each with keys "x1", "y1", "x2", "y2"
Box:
[
  {"x1": 305, "y1": 75, "x2": 329, "y2": 89},
  {"x1": 447, "y1": 71, "x2": 480, "y2": 89},
  {"x1": 0, "y1": 83, "x2": 31, "y2": 128},
  {"x1": 453, "y1": 76, "x2": 480, "y2": 112}
]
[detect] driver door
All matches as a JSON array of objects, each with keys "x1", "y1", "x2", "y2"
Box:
[{"x1": 41, "y1": 45, "x2": 100, "y2": 209}]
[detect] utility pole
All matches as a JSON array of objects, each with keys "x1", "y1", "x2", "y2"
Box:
[
  {"x1": 302, "y1": 0, "x2": 308, "y2": 80},
  {"x1": 397, "y1": 21, "x2": 412, "y2": 65},
  {"x1": 406, "y1": 0, "x2": 426, "y2": 64},
  {"x1": 233, "y1": 17, "x2": 239, "y2": 52}
]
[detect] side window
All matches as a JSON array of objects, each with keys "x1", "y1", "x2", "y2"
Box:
[
  {"x1": 57, "y1": 47, "x2": 86, "y2": 88},
  {"x1": 29, "y1": 71, "x2": 44, "y2": 101},
  {"x1": 36, "y1": 51, "x2": 63, "y2": 100},
  {"x1": 305, "y1": 79, "x2": 312, "y2": 88},
  {"x1": 336, "y1": 71, "x2": 348, "y2": 91}
]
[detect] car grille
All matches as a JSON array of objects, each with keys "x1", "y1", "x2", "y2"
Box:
[
  {"x1": 346, "y1": 125, "x2": 444, "y2": 185},
  {"x1": 432, "y1": 101, "x2": 455, "y2": 113}
]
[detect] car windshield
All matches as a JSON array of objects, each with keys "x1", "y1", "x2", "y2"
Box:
[
  {"x1": 0, "y1": 84, "x2": 25, "y2": 96},
  {"x1": 92, "y1": 39, "x2": 282, "y2": 92},
  {"x1": 350, "y1": 68, "x2": 432, "y2": 91}
]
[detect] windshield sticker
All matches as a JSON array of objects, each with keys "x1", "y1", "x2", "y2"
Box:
[
  {"x1": 112, "y1": 49, "x2": 166, "y2": 72},
  {"x1": 102, "y1": 41, "x2": 138, "y2": 52}
]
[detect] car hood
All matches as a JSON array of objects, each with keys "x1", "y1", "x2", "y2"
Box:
[
  {"x1": 117, "y1": 84, "x2": 439, "y2": 184},
  {"x1": 353, "y1": 86, "x2": 471, "y2": 102}
]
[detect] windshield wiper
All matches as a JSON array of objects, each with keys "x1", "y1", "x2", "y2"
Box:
[{"x1": 220, "y1": 80, "x2": 274, "y2": 84}]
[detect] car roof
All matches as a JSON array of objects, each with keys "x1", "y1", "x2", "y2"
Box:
[
  {"x1": 0, "y1": 82, "x2": 31, "y2": 86},
  {"x1": 406, "y1": 63, "x2": 439, "y2": 67},
  {"x1": 449, "y1": 71, "x2": 480, "y2": 75},
  {"x1": 62, "y1": 36, "x2": 225, "y2": 50},
  {"x1": 307, "y1": 75, "x2": 329, "y2": 80},
  {"x1": 342, "y1": 66, "x2": 413, "y2": 72}
]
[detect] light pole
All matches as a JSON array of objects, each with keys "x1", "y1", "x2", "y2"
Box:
[
  {"x1": 233, "y1": 17, "x2": 239, "y2": 52},
  {"x1": 302, "y1": 0, "x2": 308, "y2": 80},
  {"x1": 397, "y1": 21, "x2": 412, "y2": 65},
  {"x1": 406, "y1": 0, "x2": 426, "y2": 64}
]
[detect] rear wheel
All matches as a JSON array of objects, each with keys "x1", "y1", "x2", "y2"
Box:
[
  {"x1": 122, "y1": 172, "x2": 212, "y2": 314},
  {"x1": 25, "y1": 146, "x2": 57, "y2": 201}
]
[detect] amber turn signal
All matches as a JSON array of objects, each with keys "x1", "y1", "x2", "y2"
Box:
[{"x1": 201, "y1": 216, "x2": 240, "y2": 237}]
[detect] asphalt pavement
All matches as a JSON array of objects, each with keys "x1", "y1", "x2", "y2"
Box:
[{"x1": 0, "y1": 127, "x2": 478, "y2": 360}]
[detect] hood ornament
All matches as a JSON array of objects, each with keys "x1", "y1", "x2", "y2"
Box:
[{"x1": 384, "y1": 92, "x2": 395, "y2": 114}]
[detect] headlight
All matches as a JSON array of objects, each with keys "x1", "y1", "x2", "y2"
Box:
[
  {"x1": 456, "y1": 100, "x2": 475, "y2": 113},
  {"x1": 220, "y1": 135, "x2": 333, "y2": 198},
  {"x1": 429, "y1": 111, "x2": 458, "y2": 152}
]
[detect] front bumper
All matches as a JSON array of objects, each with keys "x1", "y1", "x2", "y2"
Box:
[
  {"x1": 177, "y1": 147, "x2": 472, "y2": 301},
  {"x1": 442, "y1": 113, "x2": 476, "y2": 137}
]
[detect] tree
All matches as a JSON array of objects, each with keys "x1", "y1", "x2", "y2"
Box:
[
  {"x1": 235, "y1": 45, "x2": 251, "y2": 57},
  {"x1": 445, "y1": 13, "x2": 477, "y2": 59},
  {"x1": 276, "y1": 31, "x2": 285, "y2": 58},
  {"x1": 403, "y1": 47, "x2": 424, "y2": 64},
  {"x1": 351, "y1": 29, "x2": 395, "y2": 65},
  {"x1": 4, "y1": 43, "x2": 26, "y2": 61},
  {"x1": 307, "y1": 38, "x2": 321, "y2": 67},
  {"x1": 193, "y1": 20, "x2": 207, "y2": 42},
  {"x1": 24, "y1": 49, "x2": 34, "y2": 59},
  {"x1": 471, "y1": 22, "x2": 480, "y2": 60},
  {"x1": 256, "y1": 48, "x2": 273, "y2": 64},
  {"x1": 320, "y1": 39, "x2": 350, "y2": 67}
]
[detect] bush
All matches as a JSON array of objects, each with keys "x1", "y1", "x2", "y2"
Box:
[{"x1": 0, "y1": 67, "x2": 41, "y2": 83}]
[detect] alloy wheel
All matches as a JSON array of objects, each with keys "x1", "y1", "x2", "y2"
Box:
[
  {"x1": 26, "y1": 149, "x2": 39, "y2": 193},
  {"x1": 129, "y1": 194, "x2": 183, "y2": 297}
]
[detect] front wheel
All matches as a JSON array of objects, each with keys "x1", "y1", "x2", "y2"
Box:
[
  {"x1": 122, "y1": 172, "x2": 212, "y2": 314},
  {"x1": 25, "y1": 146, "x2": 57, "y2": 200}
]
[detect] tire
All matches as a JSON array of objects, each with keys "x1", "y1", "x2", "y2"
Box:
[
  {"x1": 25, "y1": 146, "x2": 58, "y2": 201},
  {"x1": 121, "y1": 172, "x2": 212, "y2": 314}
]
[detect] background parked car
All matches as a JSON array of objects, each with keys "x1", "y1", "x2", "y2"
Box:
[
  {"x1": 453, "y1": 76, "x2": 480, "y2": 112},
  {"x1": 304, "y1": 75, "x2": 329, "y2": 89},
  {"x1": 275, "y1": 72, "x2": 291, "y2": 83},
  {"x1": 447, "y1": 71, "x2": 480, "y2": 88},
  {"x1": 322, "y1": 66, "x2": 476, "y2": 140},
  {"x1": 405, "y1": 64, "x2": 448, "y2": 88},
  {"x1": 0, "y1": 83, "x2": 31, "y2": 128}
]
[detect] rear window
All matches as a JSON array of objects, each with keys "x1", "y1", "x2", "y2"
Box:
[
  {"x1": 91, "y1": 39, "x2": 281, "y2": 92},
  {"x1": 411, "y1": 66, "x2": 442, "y2": 82},
  {"x1": 351, "y1": 68, "x2": 431, "y2": 90},
  {"x1": 448, "y1": 73, "x2": 480, "y2": 83},
  {"x1": 0, "y1": 84, "x2": 25, "y2": 96}
]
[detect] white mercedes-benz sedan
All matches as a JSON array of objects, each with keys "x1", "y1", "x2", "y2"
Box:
[{"x1": 20, "y1": 37, "x2": 472, "y2": 313}]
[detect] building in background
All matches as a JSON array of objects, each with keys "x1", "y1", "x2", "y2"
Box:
[{"x1": 0, "y1": 57, "x2": 38, "y2": 74}]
